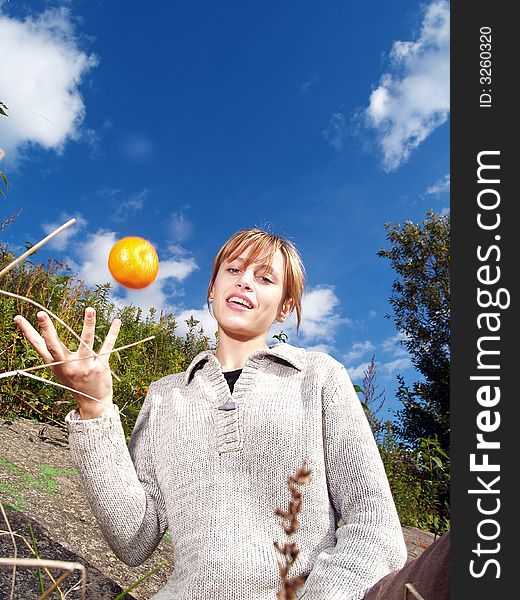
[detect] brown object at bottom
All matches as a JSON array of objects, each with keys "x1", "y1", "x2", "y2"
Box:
[{"x1": 363, "y1": 532, "x2": 450, "y2": 600}]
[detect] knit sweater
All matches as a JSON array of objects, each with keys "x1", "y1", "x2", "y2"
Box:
[{"x1": 66, "y1": 343, "x2": 407, "y2": 600}]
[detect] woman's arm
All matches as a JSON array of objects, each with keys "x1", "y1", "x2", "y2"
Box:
[
  {"x1": 66, "y1": 386, "x2": 168, "y2": 566},
  {"x1": 300, "y1": 362, "x2": 407, "y2": 600}
]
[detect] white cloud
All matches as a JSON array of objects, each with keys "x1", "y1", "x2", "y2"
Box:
[
  {"x1": 377, "y1": 334, "x2": 412, "y2": 379},
  {"x1": 304, "y1": 343, "x2": 334, "y2": 354},
  {"x1": 66, "y1": 230, "x2": 117, "y2": 286},
  {"x1": 364, "y1": 0, "x2": 449, "y2": 170},
  {"x1": 381, "y1": 333, "x2": 409, "y2": 357},
  {"x1": 156, "y1": 256, "x2": 198, "y2": 282},
  {"x1": 345, "y1": 361, "x2": 371, "y2": 382},
  {"x1": 42, "y1": 213, "x2": 88, "y2": 251},
  {"x1": 96, "y1": 186, "x2": 150, "y2": 222},
  {"x1": 270, "y1": 284, "x2": 349, "y2": 347},
  {"x1": 341, "y1": 333, "x2": 413, "y2": 384},
  {"x1": 342, "y1": 340, "x2": 376, "y2": 382},
  {"x1": 425, "y1": 174, "x2": 450, "y2": 196},
  {"x1": 300, "y1": 75, "x2": 319, "y2": 94},
  {"x1": 344, "y1": 340, "x2": 376, "y2": 364},
  {"x1": 300, "y1": 285, "x2": 350, "y2": 341},
  {"x1": 0, "y1": 7, "x2": 98, "y2": 163},
  {"x1": 82, "y1": 127, "x2": 103, "y2": 160},
  {"x1": 117, "y1": 279, "x2": 175, "y2": 321},
  {"x1": 380, "y1": 357, "x2": 412, "y2": 377}
]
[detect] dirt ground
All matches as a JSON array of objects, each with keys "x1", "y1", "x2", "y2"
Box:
[
  {"x1": 0, "y1": 417, "x2": 173, "y2": 599},
  {"x1": 0, "y1": 417, "x2": 436, "y2": 599}
]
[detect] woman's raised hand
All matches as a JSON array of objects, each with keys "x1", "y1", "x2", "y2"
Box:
[{"x1": 13, "y1": 307, "x2": 121, "y2": 420}]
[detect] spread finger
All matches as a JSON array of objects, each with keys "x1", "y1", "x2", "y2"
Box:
[
  {"x1": 36, "y1": 311, "x2": 66, "y2": 361},
  {"x1": 98, "y1": 318, "x2": 122, "y2": 363},
  {"x1": 13, "y1": 315, "x2": 54, "y2": 364},
  {"x1": 78, "y1": 307, "x2": 96, "y2": 355}
]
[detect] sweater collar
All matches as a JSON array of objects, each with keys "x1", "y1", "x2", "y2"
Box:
[{"x1": 184, "y1": 342, "x2": 306, "y2": 385}]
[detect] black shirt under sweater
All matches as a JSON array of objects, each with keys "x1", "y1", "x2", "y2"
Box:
[{"x1": 223, "y1": 369, "x2": 242, "y2": 394}]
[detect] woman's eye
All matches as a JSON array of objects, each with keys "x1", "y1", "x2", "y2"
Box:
[
  {"x1": 259, "y1": 275, "x2": 273, "y2": 283},
  {"x1": 227, "y1": 268, "x2": 240, "y2": 274}
]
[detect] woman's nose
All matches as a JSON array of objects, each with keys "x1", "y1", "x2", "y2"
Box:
[{"x1": 236, "y1": 269, "x2": 253, "y2": 289}]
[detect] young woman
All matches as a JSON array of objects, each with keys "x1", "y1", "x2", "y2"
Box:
[{"x1": 14, "y1": 228, "x2": 409, "y2": 599}]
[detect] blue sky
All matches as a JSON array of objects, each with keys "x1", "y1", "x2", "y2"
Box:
[{"x1": 0, "y1": 0, "x2": 449, "y2": 421}]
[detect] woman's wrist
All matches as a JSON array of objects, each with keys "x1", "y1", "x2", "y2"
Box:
[{"x1": 77, "y1": 400, "x2": 114, "y2": 420}]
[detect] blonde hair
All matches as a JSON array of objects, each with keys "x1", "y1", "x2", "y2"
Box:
[{"x1": 207, "y1": 228, "x2": 305, "y2": 331}]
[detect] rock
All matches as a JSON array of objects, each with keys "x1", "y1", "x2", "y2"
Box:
[{"x1": 402, "y1": 526, "x2": 437, "y2": 562}]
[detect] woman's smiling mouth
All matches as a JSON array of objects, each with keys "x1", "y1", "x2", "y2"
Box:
[{"x1": 226, "y1": 295, "x2": 254, "y2": 309}]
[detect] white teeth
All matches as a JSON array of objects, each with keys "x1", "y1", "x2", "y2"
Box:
[{"x1": 228, "y1": 296, "x2": 253, "y2": 309}]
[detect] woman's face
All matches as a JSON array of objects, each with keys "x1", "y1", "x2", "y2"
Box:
[{"x1": 209, "y1": 247, "x2": 291, "y2": 341}]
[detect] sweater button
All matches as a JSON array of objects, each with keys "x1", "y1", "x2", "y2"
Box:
[{"x1": 217, "y1": 401, "x2": 237, "y2": 410}]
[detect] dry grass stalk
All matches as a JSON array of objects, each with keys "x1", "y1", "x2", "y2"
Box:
[
  {"x1": 404, "y1": 582, "x2": 426, "y2": 600},
  {"x1": 1, "y1": 501, "x2": 18, "y2": 598},
  {"x1": 1, "y1": 502, "x2": 86, "y2": 599},
  {"x1": 274, "y1": 460, "x2": 312, "y2": 600},
  {"x1": 0, "y1": 557, "x2": 86, "y2": 600},
  {"x1": 0, "y1": 218, "x2": 76, "y2": 278}
]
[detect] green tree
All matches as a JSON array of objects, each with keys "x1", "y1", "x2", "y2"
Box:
[{"x1": 377, "y1": 210, "x2": 450, "y2": 454}]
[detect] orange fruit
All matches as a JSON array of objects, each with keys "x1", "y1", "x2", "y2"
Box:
[{"x1": 108, "y1": 236, "x2": 159, "y2": 289}]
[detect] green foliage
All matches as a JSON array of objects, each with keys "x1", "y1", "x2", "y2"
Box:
[
  {"x1": 377, "y1": 423, "x2": 450, "y2": 535},
  {"x1": 356, "y1": 356, "x2": 450, "y2": 535},
  {"x1": 413, "y1": 436, "x2": 450, "y2": 535},
  {"x1": 377, "y1": 210, "x2": 450, "y2": 454},
  {"x1": 377, "y1": 422, "x2": 422, "y2": 527},
  {"x1": 0, "y1": 243, "x2": 210, "y2": 433}
]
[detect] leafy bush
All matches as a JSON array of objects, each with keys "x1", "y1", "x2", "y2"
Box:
[{"x1": 377, "y1": 421, "x2": 450, "y2": 535}]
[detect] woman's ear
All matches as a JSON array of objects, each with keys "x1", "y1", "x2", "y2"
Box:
[
  {"x1": 208, "y1": 286, "x2": 214, "y2": 302},
  {"x1": 277, "y1": 298, "x2": 294, "y2": 322}
]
